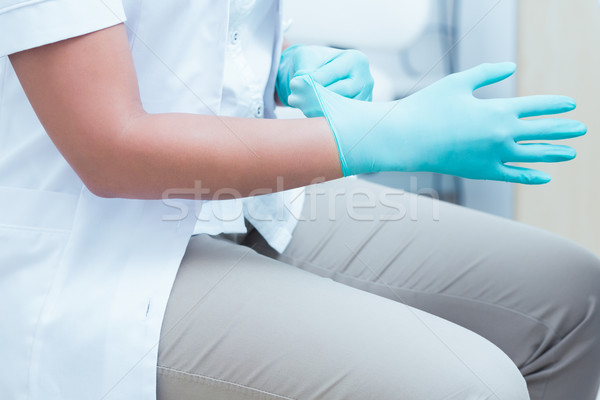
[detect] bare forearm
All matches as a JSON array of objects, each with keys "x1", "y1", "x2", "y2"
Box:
[
  {"x1": 88, "y1": 112, "x2": 342, "y2": 199},
  {"x1": 8, "y1": 25, "x2": 341, "y2": 201}
]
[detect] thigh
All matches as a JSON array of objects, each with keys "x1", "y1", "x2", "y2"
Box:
[
  {"x1": 157, "y1": 235, "x2": 528, "y2": 400},
  {"x1": 251, "y1": 177, "x2": 600, "y2": 400}
]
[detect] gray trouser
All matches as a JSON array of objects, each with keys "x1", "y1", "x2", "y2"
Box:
[{"x1": 157, "y1": 178, "x2": 600, "y2": 400}]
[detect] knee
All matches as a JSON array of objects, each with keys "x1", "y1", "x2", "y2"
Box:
[
  {"x1": 569, "y1": 247, "x2": 600, "y2": 336},
  {"x1": 341, "y1": 321, "x2": 530, "y2": 400},
  {"x1": 374, "y1": 343, "x2": 529, "y2": 400},
  {"x1": 534, "y1": 237, "x2": 600, "y2": 356},
  {"x1": 427, "y1": 333, "x2": 530, "y2": 400},
  {"x1": 573, "y1": 248, "x2": 600, "y2": 313},
  {"x1": 546, "y1": 240, "x2": 600, "y2": 328}
]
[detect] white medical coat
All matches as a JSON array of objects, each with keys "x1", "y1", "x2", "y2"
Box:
[{"x1": 0, "y1": 0, "x2": 298, "y2": 398}]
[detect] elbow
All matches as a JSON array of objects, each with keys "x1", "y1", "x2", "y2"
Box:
[
  {"x1": 77, "y1": 158, "x2": 131, "y2": 199},
  {"x1": 73, "y1": 126, "x2": 145, "y2": 199},
  {"x1": 65, "y1": 111, "x2": 155, "y2": 199},
  {"x1": 82, "y1": 175, "x2": 122, "y2": 199},
  {"x1": 80, "y1": 167, "x2": 153, "y2": 200},
  {"x1": 87, "y1": 185, "x2": 119, "y2": 199}
]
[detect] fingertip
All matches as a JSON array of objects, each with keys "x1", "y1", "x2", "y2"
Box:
[
  {"x1": 532, "y1": 171, "x2": 552, "y2": 185},
  {"x1": 287, "y1": 93, "x2": 300, "y2": 108},
  {"x1": 566, "y1": 147, "x2": 577, "y2": 160},
  {"x1": 566, "y1": 120, "x2": 587, "y2": 137},
  {"x1": 506, "y1": 168, "x2": 551, "y2": 185},
  {"x1": 289, "y1": 74, "x2": 311, "y2": 89},
  {"x1": 288, "y1": 78, "x2": 301, "y2": 92},
  {"x1": 551, "y1": 145, "x2": 577, "y2": 161},
  {"x1": 467, "y1": 62, "x2": 517, "y2": 91},
  {"x1": 540, "y1": 175, "x2": 552, "y2": 184},
  {"x1": 525, "y1": 174, "x2": 551, "y2": 185},
  {"x1": 513, "y1": 95, "x2": 580, "y2": 119},
  {"x1": 553, "y1": 96, "x2": 576, "y2": 113},
  {"x1": 564, "y1": 96, "x2": 577, "y2": 109},
  {"x1": 489, "y1": 62, "x2": 517, "y2": 76},
  {"x1": 555, "y1": 149, "x2": 577, "y2": 162},
  {"x1": 290, "y1": 74, "x2": 326, "y2": 100},
  {"x1": 499, "y1": 61, "x2": 517, "y2": 74}
]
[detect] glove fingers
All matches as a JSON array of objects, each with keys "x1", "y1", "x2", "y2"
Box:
[
  {"x1": 506, "y1": 95, "x2": 576, "y2": 118},
  {"x1": 499, "y1": 165, "x2": 551, "y2": 185},
  {"x1": 459, "y1": 62, "x2": 516, "y2": 91},
  {"x1": 505, "y1": 143, "x2": 576, "y2": 163},
  {"x1": 306, "y1": 52, "x2": 351, "y2": 86},
  {"x1": 308, "y1": 51, "x2": 374, "y2": 97},
  {"x1": 515, "y1": 118, "x2": 587, "y2": 141},
  {"x1": 288, "y1": 75, "x2": 331, "y2": 118},
  {"x1": 325, "y1": 78, "x2": 372, "y2": 101}
]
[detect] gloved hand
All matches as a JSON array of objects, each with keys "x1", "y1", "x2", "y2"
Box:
[
  {"x1": 276, "y1": 44, "x2": 374, "y2": 108},
  {"x1": 289, "y1": 63, "x2": 586, "y2": 184}
]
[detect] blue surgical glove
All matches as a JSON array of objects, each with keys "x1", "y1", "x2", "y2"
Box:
[
  {"x1": 289, "y1": 63, "x2": 586, "y2": 184},
  {"x1": 276, "y1": 44, "x2": 374, "y2": 108}
]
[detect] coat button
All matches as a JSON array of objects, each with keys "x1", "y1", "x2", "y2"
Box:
[
  {"x1": 254, "y1": 103, "x2": 263, "y2": 118},
  {"x1": 230, "y1": 31, "x2": 240, "y2": 45}
]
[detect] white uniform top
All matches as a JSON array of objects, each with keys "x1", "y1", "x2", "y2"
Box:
[
  {"x1": 193, "y1": 0, "x2": 305, "y2": 250},
  {"x1": 0, "y1": 0, "x2": 301, "y2": 398}
]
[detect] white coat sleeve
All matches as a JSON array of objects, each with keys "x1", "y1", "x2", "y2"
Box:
[{"x1": 0, "y1": 0, "x2": 126, "y2": 57}]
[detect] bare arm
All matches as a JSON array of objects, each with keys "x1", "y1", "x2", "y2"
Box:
[{"x1": 9, "y1": 24, "x2": 342, "y2": 200}]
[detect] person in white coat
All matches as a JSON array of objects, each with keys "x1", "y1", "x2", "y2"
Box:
[{"x1": 1, "y1": 1, "x2": 599, "y2": 399}]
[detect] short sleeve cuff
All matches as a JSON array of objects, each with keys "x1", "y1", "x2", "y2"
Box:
[{"x1": 0, "y1": 0, "x2": 127, "y2": 57}]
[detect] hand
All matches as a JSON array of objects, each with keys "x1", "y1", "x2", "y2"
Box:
[
  {"x1": 276, "y1": 44, "x2": 374, "y2": 109},
  {"x1": 289, "y1": 63, "x2": 587, "y2": 184}
]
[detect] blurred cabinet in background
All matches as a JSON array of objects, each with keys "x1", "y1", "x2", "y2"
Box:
[{"x1": 516, "y1": 0, "x2": 600, "y2": 257}]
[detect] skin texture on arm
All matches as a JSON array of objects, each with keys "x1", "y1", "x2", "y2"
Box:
[{"x1": 9, "y1": 24, "x2": 342, "y2": 200}]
